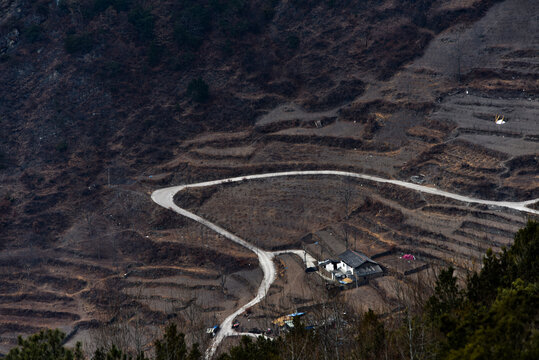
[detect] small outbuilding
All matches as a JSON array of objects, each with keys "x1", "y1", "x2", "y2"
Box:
[{"x1": 318, "y1": 259, "x2": 338, "y2": 272}]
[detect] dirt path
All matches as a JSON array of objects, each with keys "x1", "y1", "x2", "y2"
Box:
[
  {"x1": 255, "y1": 102, "x2": 343, "y2": 127},
  {"x1": 151, "y1": 170, "x2": 538, "y2": 359}
]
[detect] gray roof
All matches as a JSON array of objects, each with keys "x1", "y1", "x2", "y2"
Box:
[
  {"x1": 338, "y1": 250, "x2": 377, "y2": 269},
  {"x1": 355, "y1": 263, "x2": 383, "y2": 276}
]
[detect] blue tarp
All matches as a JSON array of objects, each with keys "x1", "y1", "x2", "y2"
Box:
[{"x1": 287, "y1": 312, "x2": 305, "y2": 317}]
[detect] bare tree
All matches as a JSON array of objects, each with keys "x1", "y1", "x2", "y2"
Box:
[
  {"x1": 219, "y1": 273, "x2": 228, "y2": 295},
  {"x1": 339, "y1": 179, "x2": 356, "y2": 249},
  {"x1": 389, "y1": 272, "x2": 436, "y2": 360},
  {"x1": 89, "y1": 287, "x2": 132, "y2": 354},
  {"x1": 180, "y1": 292, "x2": 211, "y2": 350},
  {"x1": 453, "y1": 26, "x2": 468, "y2": 83},
  {"x1": 83, "y1": 209, "x2": 97, "y2": 237}
]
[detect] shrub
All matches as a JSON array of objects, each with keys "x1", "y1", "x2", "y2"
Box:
[
  {"x1": 128, "y1": 6, "x2": 155, "y2": 40},
  {"x1": 0, "y1": 150, "x2": 6, "y2": 169},
  {"x1": 286, "y1": 35, "x2": 300, "y2": 49},
  {"x1": 170, "y1": 51, "x2": 195, "y2": 71},
  {"x1": 64, "y1": 33, "x2": 93, "y2": 54},
  {"x1": 148, "y1": 41, "x2": 164, "y2": 66},
  {"x1": 223, "y1": 18, "x2": 260, "y2": 37},
  {"x1": 98, "y1": 60, "x2": 124, "y2": 78},
  {"x1": 221, "y1": 39, "x2": 233, "y2": 56},
  {"x1": 24, "y1": 25, "x2": 44, "y2": 43},
  {"x1": 112, "y1": 0, "x2": 131, "y2": 11},
  {"x1": 92, "y1": 0, "x2": 114, "y2": 13},
  {"x1": 173, "y1": 4, "x2": 210, "y2": 49},
  {"x1": 56, "y1": 141, "x2": 68, "y2": 153},
  {"x1": 35, "y1": 2, "x2": 50, "y2": 17},
  {"x1": 171, "y1": 0, "x2": 278, "y2": 49},
  {"x1": 82, "y1": 0, "x2": 131, "y2": 18},
  {"x1": 174, "y1": 23, "x2": 204, "y2": 49},
  {"x1": 93, "y1": 0, "x2": 131, "y2": 14},
  {"x1": 187, "y1": 78, "x2": 209, "y2": 103},
  {"x1": 57, "y1": 0, "x2": 69, "y2": 14}
]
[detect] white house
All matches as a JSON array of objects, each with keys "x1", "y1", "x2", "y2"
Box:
[
  {"x1": 337, "y1": 250, "x2": 383, "y2": 279},
  {"x1": 319, "y1": 250, "x2": 383, "y2": 281}
]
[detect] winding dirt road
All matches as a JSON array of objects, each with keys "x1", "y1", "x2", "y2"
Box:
[{"x1": 151, "y1": 170, "x2": 538, "y2": 359}]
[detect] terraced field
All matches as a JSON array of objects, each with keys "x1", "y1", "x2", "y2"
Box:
[
  {"x1": 0, "y1": 215, "x2": 261, "y2": 353},
  {"x1": 178, "y1": 174, "x2": 529, "y2": 295},
  {"x1": 166, "y1": 170, "x2": 534, "y2": 356}
]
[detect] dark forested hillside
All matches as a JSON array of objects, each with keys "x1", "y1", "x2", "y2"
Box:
[{"x1": 0, "y1": 0, "x2": 512, "y2": 266}]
